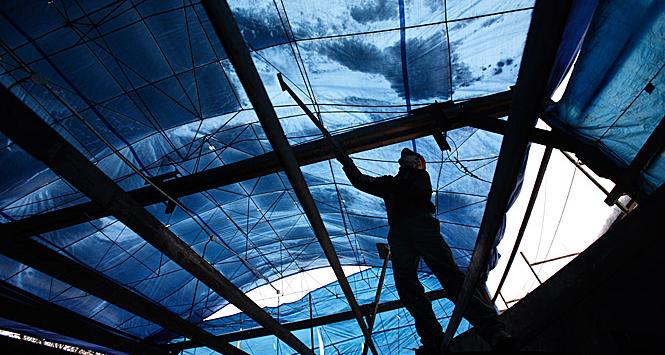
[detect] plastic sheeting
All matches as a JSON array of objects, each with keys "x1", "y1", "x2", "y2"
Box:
[
  {"x1": 1, "y1": 0, "x2": 535, "y2": 351},
  {"x1": 547, "y1": 0, "x2": 665, "y2": 194}
]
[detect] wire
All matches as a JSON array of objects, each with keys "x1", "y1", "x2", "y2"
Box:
[{"x1": 1, "y1": 40, "x2": 273, "y2": 287}]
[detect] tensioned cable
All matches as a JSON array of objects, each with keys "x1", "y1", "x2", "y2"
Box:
[
  {"x1": 540, "y1": 168, "x2": 576, "y2": 266},
  {"x1": 527, "y1": 166, "x2": 574, "y2": 292},
  {"x1": 243, "y1": 32, "x2": 372, "y2": 290},
  {"x1": 271, "y1": 0, "x2": 370, "y2": 278},
  {"x1": 0, "y1": 40, "x2": 274, "y2": 289}
]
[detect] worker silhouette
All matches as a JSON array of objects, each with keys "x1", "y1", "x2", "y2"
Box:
[{"x1": 339, "y1": 148, "x2": 512, "y2": 353}]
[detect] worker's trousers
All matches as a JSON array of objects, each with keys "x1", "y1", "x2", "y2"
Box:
[{"x1": 387, "y1": 214, "x2": 504, "y2": 347}]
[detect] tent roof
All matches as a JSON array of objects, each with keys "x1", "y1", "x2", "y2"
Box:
[{"x1": 7, "y1": 0, "x2": 654, "y2": 353}]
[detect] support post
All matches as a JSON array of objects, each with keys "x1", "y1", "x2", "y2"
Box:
[
  {"x1": 309, "y1": 293, "x2": 314, "y2": 352},
  {"x1": 201, "y1": 1, "x2": 376, "y2": 353},
  {"x1": 0, "y1": 87, "x2": 304, "y2": 354},
  {"x1": 492, "y1": 147, "x2": 552, "y2": 302},
  {"x1": 440, "y1": 1, "x2": 572, "y2": 352},
  {"x1": 361, "y1": 243, "x2": 391, "y2": 355}
]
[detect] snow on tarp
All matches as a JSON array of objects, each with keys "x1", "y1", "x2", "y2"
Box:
[
  {"x1": 547, "y1": 0, "x2": 665, "y2": 194},
  {"x1": 1, "y1": 0, "x2": 536, "y2": 349}
]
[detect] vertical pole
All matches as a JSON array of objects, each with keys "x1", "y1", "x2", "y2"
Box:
[
  {"x1": 361, "y1": 245, "x2": 391, "y2": 355},
  {"x1": 309, "y1": 293, "x2": 314, "y2": 352}
]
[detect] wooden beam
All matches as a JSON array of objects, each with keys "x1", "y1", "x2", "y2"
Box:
[
  {"x1": 0, "y1": 86, "x2": 298, "y2": 355},
  {"x1": 2, "y1": 91, "x2": 520, "y2": 239}
]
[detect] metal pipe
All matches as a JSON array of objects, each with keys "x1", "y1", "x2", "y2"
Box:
[
  {"x1": 277, "y1": 73, "x2": 349, "y2": 160},
  {"x1": 309, "y1": 293, "x2": 314, "y2": 352},
  {"x1": 201, "y1": 1, "x2": 374, "y2": 353},
  {"x1": 529, "y1": 252, "x2": 580, "y2": 266},
  {"x1": 362, "y1": 245, "x2": 391, "y2": 355},
  {"x1": 492, "y1": 147, "x2": 552, "y2": 302},
  {"x1": 561, "y1": 152, "x2": 630, "y2": 213}
]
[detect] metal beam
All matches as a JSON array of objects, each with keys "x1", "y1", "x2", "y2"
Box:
[
  {"x1": 362, "y1": 244, "x2": 391, "y2": 355},
  {"x1": 491, "y1": 147, "x2": 553, "y2": 303},
  {"x1": 7, "y1": 89, "x2": 557, "y2": 239},
  {"x1": 200, "y1": 1, "x2": 373, "y2": 353},
  {"x1": 0, "y1": 280, "x2": 167, "y2": 355},
  {"x1": 0, "y1": 87, "x2": 301, "y2": 354},
  {"x1": 561, "y1": 151, "x2": 630, "y2": 213},
  {"x1": 168, "y1": 288, "x2": 449, "y2": 351},
  {"x1": 0, "y1": 233, "x2": 249, "y2": 354},
  {"x1": 440, "y1": 1, "x2": 572, "y2": 352}
]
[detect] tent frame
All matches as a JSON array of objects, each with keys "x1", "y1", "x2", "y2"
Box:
[{"x1": 0, "y1": 0, "x2": 658, "y2": 352}]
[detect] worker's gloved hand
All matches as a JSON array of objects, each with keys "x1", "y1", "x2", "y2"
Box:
[
  {"x1": 340, "y1": 159, "x2": 362, "y2": 181},
  {"x1": 337, "y1": 154, "x2": 354, "y2": 169}
]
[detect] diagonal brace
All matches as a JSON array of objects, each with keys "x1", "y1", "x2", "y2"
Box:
[{"x1": 201, "y1": 1, "x2": 377, "y2": 353}]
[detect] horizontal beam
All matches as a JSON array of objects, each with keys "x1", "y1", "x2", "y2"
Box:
[
  {"x1": 3, "y1": 90, "x2": 517, "y2": 239},
  {"x1": 168, "y1": 289, "x2": 449, "y2": 351},
  {"x1": 0, "y1": 235, "x2": 240, "y2": 355},
  {"x1": 0, "y1": 280, "x2": 167, "y2": 355},
  {"x1": 1, "y1": 87, "x2": 294, "y2": 354}
]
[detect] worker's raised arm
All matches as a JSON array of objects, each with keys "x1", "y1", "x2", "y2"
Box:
[{"x1": 338, "y1": 157, "x2": 394, "y2": 198}]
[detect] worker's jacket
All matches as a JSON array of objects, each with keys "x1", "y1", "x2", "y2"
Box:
[{"x1": 343, "y1": 163, "x2": 436, "y2": 228}]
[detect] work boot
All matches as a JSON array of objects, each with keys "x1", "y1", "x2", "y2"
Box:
[{"x1": 489, "y1": 329, "x2": 516, "y2": 352}]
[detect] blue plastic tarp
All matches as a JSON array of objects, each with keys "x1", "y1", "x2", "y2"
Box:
[
  {"x1": 547, "y1": 0, "x2": 665, "y2": 194},
  {"x1": 0, "y1": 0, "x2": 539, "y2": 351}
]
